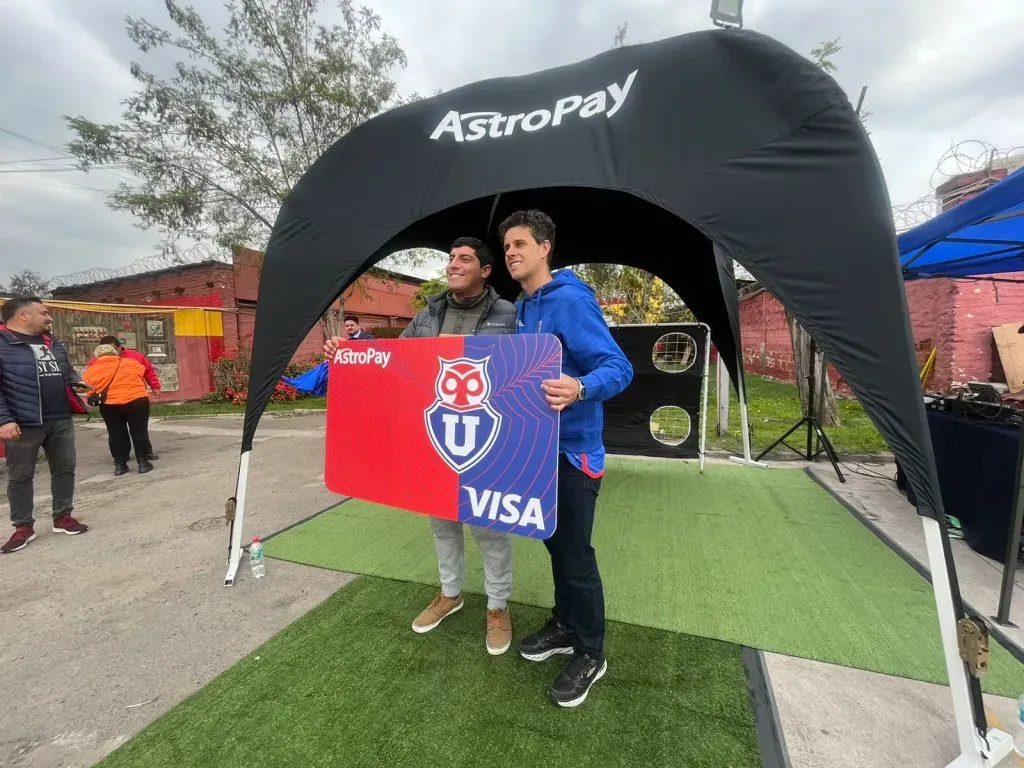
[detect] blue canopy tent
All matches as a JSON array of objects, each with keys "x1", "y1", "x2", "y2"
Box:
[
  {"x1": 898, "y1": 167, "x2": 1024, "y2": 630},
  {"x1": 900, "y1": 168, "x2": 1024, "y2": 280}
]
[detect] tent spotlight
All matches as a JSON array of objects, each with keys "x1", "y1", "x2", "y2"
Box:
[{"x1": 710, "y1": 0, "x2": 744, "y2": 29}]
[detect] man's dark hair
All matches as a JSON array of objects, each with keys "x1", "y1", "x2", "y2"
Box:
[
  {"x1": 1, "y1": 296, "x2": 43, "y2": 324},
  {"x1": 497, "y1": 210, "x2": 556, "y2": 256},
  {"x1": 100, "y1": 335, "x2": 123, "y2": 347},
  {"x1": 450, "y1": 236, "x2": 495, "y2": 268},
  {"x1": 344, "y1": 314, "x2": 360, "y2": 324}
]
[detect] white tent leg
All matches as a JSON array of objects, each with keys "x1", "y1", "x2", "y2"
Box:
[
  {"x1": 699, "y1": 324, "x2": 711, "y2": 473},
  {"x1": 730, "y1": 357, "x2": 768, "y2": 469},
  {"x1": 922, "y1": 516, "x2": 1014, "y2": 767},
  {"x1": 716, "y1": 354, "x2": 730, "y2": 436},
  {"x1": 224, "y1": 450, "x2": 252, "y2": 587}
]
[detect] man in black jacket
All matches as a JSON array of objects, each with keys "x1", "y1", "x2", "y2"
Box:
[
  {"x1": 325, "y1": 237, "x2": 518, "y2": 654},
  {"x1": 0, "y1": 297, "x2": 91, "y2": 554}
]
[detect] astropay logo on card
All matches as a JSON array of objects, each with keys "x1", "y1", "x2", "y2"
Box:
[{"x1": 332, "y1": 347, "x2": 392, "y2": 368}]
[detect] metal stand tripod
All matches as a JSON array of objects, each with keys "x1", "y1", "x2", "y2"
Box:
[{"x1": 755, "y1": 337, "x2": 845, "y2": 482}]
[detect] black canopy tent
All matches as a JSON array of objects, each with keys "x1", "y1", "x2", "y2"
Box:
[{"x1": 227, "y1": 28, "x2": 1011, "y2": 764}]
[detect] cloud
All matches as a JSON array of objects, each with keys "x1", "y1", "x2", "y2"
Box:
[
  {"x1": 0, "y1": 0, "x2": 165, "y2": 285},
  {"x1": 1, "y1": 0, "x2": 1023, "y2": 286}
]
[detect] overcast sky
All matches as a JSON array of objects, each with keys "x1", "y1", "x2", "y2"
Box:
[{"x1": 1, "y1": 0, "x2": 1022, "y2": 286}]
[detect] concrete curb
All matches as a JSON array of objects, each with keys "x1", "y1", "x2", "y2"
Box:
[{"x1": 153, "y1": 408, "x2": 327, "y2": 422}]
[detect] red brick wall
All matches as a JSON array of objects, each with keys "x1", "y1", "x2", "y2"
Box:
[
  {"x1": 950, "y1": 273, "x2": 1024, "y2": 389},
  {"x1": 232, "y1": 248, "x2": 262, "y2": 303},
  {"x1": 230, "y1": 247, "x2": 415, "y2": 364},
  {"x1": 738, "y1": 291, "x2": 793, "y2": 382},
  {"x1": 51, "y1": 250, "x2": 423, "y2": 395},
  {"x1": 905, "y1": 277, "x2": 957, "y2": 392},
  {"x1": 53, "y1": 262, "x2": 235, "y2": 308},
  {"x1": 738, "y1": 275, "x2": 1024, "y2": 396},
  {"x1": 737, "y1": 290, "x2": 848, "y2": 394},
  {"x1": 53, "y1": 262, "x2": 240, "y2": 363},
  {"x1": 232, "y1": 306, "x2": 326, "y2": 365},
  {"x1": 294, "y1": 323, "x2": 327, "y2": 362},
  {"x1": 340, "y1": 273, "x2": 421, "y2": 321}
]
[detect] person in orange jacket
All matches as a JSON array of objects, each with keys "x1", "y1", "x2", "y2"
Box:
[
  {"x1": 86, "y1": 335, "x2": 161, "y2": 463},
  {"x1": 87, "y1": 335, "x2": 161, "y2": 391},
  {"x1": 82, "y1": 344, "x2": 156, "y2": 475}
]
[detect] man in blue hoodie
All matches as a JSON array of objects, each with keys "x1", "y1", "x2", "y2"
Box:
[{"x1": 498, "y1": 209, "x2": 633, "y2": 708}]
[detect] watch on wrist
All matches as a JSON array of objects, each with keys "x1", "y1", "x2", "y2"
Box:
[{"x1": 576, "y1": 379, "x2": 586, "y2": 401}]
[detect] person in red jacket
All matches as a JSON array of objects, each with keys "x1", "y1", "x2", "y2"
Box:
[{"x1": 87, "y1": 335, "x2": 160, "y2": 461}]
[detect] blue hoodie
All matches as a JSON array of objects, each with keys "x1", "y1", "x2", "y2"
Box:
[{"x1": 515, "y1": 270, "x2": 633, "y2": 475}]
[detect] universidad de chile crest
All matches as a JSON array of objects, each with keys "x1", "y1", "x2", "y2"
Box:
[{"x1": 425, "y1": 356, "x2": 502, "y2": 473}]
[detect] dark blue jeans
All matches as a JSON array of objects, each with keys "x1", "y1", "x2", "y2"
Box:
[{"x1": 545, "y1": 455, "x2": 605, "y2": 656}]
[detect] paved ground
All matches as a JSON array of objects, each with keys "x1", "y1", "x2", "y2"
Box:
[
  {"x1": 0, "y1": 414, "x2": 350, "y2": 768},
  {"x1": 1, "y1": 414, "x2": 1021, "y2": 767},
  {"x1": 794, "y1": 461, "x2": 1024, "y2": 768}
]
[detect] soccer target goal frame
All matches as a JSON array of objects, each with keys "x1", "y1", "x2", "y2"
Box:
[{"x1": 603, "y1": 322, "x2": 712, "y2": 471}]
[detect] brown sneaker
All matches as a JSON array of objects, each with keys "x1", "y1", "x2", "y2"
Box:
[
  {"x1": 486, "y1": 608, "x2": 512, "y2": 656},
  {"x1": 1, "y1": 525, "x2": 36, "y2": 554},
  {"x1": 412, "y1": 593, "x2": 463, "y2": 634}
]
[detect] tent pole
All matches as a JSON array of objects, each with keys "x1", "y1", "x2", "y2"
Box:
[
  {"x1": 730, "y1": 351, "x2": 768, "y2": 469},
  {"x1": 716, "y1": 353, "x2": 730, "y2": 436},
  {"x1": 739, "y1": 371, "x2": 752, "y2": 462},
  {"x1": 922, "y1": 515, "x2": 1014, "y2": 767},
  {"x1": 993, "y1": 426, "x2": 1024, "y2": 626},
  {"x1": 699, "y1": 324, "x2": 711, "y2": 472},
  {"x1": 224, "y1": 450, "x2": 252, "y2": 587}
]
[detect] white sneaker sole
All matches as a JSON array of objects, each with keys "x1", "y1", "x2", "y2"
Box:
[
  {"x1": 52, "y1": 525, "x2": 85, "y2": 535},
  {"x1": 3, "y1": 532, "x2": 37, "y2": 553},
  {"x1": 520, "y1": 646, "x2": 574, "y2": 662},
  {"x1": 554, "y1": 659, "x2": 608, "y2": 708},
  {"x1": 411, "y1": 600, "x2": 463, "y2": 633},
  {"x1": 487, "y1": 637, "x2": 512, "y2": 656}
]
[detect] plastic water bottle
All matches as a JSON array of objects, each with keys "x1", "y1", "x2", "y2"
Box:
[
  {"x1": 249, "y1": 537, "x2": 266, "y2": 579},
  {"x1": 1016, "y1": 693, "x2": 1024, "y2": 755}
]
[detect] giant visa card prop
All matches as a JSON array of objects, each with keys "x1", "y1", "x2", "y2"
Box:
[{"x1": 325, "y1": 334, "x2": 561, "y2": 539}]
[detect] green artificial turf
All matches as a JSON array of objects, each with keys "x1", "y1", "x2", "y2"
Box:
[
  {"x1": 96, "y1": 577, "x2": 762, "y2": 768},
  {"x1": 265, "y1": 458, "x2": 1024, "y2": 698}
]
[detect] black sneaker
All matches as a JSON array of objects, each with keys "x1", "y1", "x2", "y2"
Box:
[
  {"x1": 549, "y1": 653, "x2": 607, "y2": 708},
  {"x1": 518, "y1": 617, "x2": 575, "y2": 662}
]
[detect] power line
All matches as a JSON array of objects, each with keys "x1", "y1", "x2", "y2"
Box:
[
  {"x1": 0, "y1": 124, "x2": 138, "y2": 184},
  {"x1": 0, "y1": 156, "x2": 73, "y2": 165},
  {"x1": 3, "y1": 177, "x2": 118, "y2": 193},
  {"x1": 0, "y1": 167, "x2": 93, "y2": 174},
  {"x1": 0, "y1": 165, "x2": 130, "y2": 174}
]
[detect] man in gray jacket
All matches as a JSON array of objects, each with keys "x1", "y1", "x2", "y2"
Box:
[{"x1": 325, "y1": 236, "x2": 518, "y2": 654}]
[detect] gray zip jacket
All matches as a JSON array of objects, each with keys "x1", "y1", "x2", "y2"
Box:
[{"x1": 400, "y1": 285, "x2": 517, "y2": 338}]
